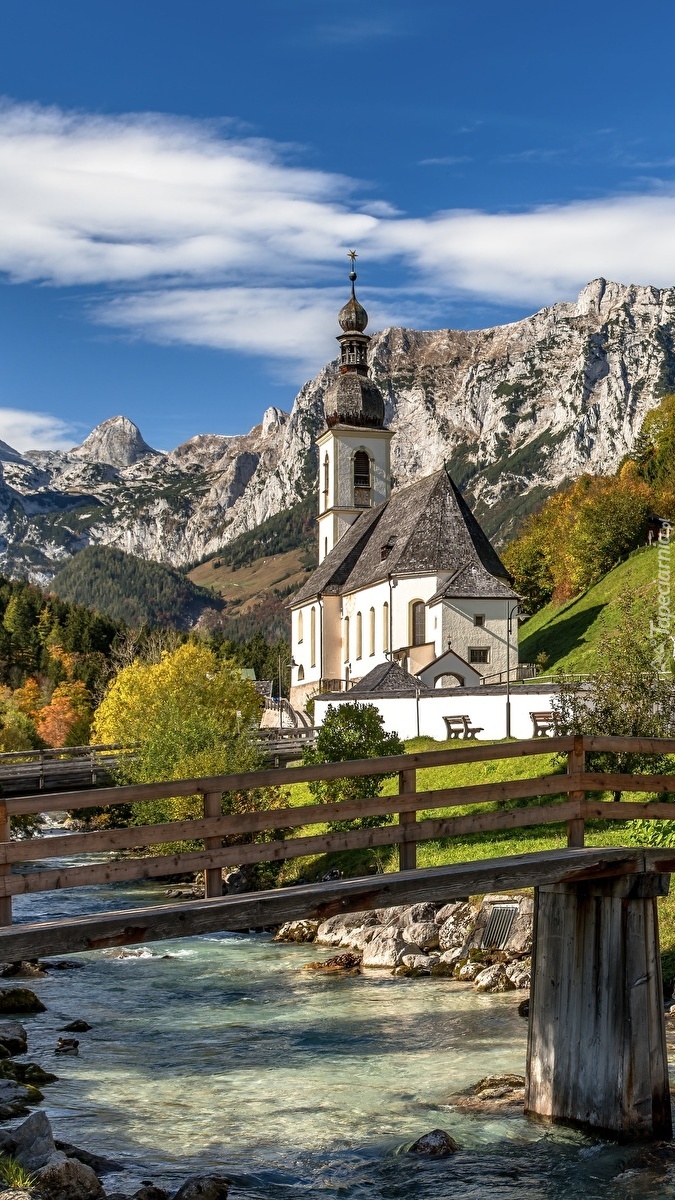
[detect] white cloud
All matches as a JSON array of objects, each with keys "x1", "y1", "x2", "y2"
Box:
[
  {"x1": 2, "y1": 100, "x2": 675, "y2": 375},
  {"x1": 0, "y1": 407, "x2": 78, "y2": 452}
]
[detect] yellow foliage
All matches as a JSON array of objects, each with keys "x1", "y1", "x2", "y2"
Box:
[{"x1": 12, "y1": 678, "x2": 44, "y2": 718}]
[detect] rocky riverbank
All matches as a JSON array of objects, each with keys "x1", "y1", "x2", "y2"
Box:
[
  {"x1": 275, "y1": 894, "x2": 533, "y2": 994},
  {"x1": 0, "y1": 966, "x2": 231, "y2": 1200}
]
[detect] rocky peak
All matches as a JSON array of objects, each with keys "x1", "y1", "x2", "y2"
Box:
[
  {"x1": 72, "y1": 416, "x2": 159, "y2": 469},
  {"x1": 261, "y1": 407, "x2": 289, "y2": 438}
]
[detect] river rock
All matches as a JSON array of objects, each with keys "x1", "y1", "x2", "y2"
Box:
[
  {"x1": 437, "y1": 903, "x2": 479, "y2": 950},
  {"x1": 518, "y1": 998, "x2": 530, "y2": 1019},
  {"x1": 372, "y1": 906, "x2": 409, "y2": 924},
  {"x1": 0, "y1": 988, "x2": 45, "y2": 1014},
  {"x1": 404, "y1": 903, "x2": 442, "y2": 924},
  {"x1": 171, "y1": 1176, "x2": 231, "y2": 1199},
  {"x1": 303, "y1": 952, "x2": 361, "y2": 973},
  {"x1": 13, "y1": 1111, "x2": 60, "y2": 1170},
  {"x1": 400, "y1": 954, "x2": 440, "y2": 972},
  {"x1": 0, "y1": 1059, "x2": 58, "y2": 1085},
  {"x1": 315, "y1": 913, "x2": 379, "y2": 946},
  {"x1": 449, "y1": 1074, "x2": 525, "y2": 1113},
  {"x1": 0, "y1": 1192, "x2": 32, "y2": 1200},
  {"x1": 474, "y1": 964, "x2": 517, "y2": 993},
  {"x1": 133, "y1": 1186, "x2": 169, "y2": 1200},
  {"x1": 362, "y1": 934, "x2": 419, "y2": 969},
  {"x1": 62, "y1": 1020, "x2": 92, "y2": 1032},
  {"x1": 0, "y1": 1078, "x2": 43, "y2": 1117},
  {"x1": 56, "y1": 1140, "x2": 124, "y2": 1174},
  {"x1": 35, "y1": 1157, "x2": 105, "y2": 1200},
  {"x1": 401, "y1": 922, "x2": 440, "y2": 951},
  {"x1": 39, "y1": 960, "x2": 85, "y2": 970},
  {"x1": 429, "y1": 948, "x2": 465, "y2": 977},
  {"x1": 456, "y1": 961, "x2": 483, "y2": 981},
  {"x1": 408, "y1": 1129, "x2": 460, "y2": 1156},
  {"x1": 1, "y1": 961, "x2": 48, "y2": 979},
  {"x1": 273, "y1": 920, "x2": 319, "y2": 943},
  {"x1": 505, "y1": 962, "x2": 531, "y2": 989},
  {"x1": 0, "y1": 1019, "x2": 28, "y2": 1054}
]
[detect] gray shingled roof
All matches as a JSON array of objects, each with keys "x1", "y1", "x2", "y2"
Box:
[
  {"x1": 348, "y1": 661, "x2": 429, "y2": 695},
  {"x1": 290, "y1": 467, "x2": 516, "y2": 606}
]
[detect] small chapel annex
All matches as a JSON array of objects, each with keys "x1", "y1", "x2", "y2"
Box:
[{"x1": 289, "y1": 260, "x2": 519, "y2": 713}]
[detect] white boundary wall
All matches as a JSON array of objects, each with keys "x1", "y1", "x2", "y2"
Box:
[{"x1": 313, "y1": 686, "x2": 559, "y2": 742}]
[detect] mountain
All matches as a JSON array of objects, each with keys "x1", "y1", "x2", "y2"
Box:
[
  {"x1": 52, "y1": 545, "x2": 224, "y2": 630},
  {"x1": 0, "y1": 278, "x2": 674, "y2": 585}
]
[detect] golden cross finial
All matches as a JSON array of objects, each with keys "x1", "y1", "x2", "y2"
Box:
[{"x1": 348, "y1": 249, "x2": 358, "y2": 263}]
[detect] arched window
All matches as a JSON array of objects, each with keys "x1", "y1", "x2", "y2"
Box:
[
  {"x1": 355, "y1": 611, "x2": 362, "y2": 659},
  {"x1": 369, "y1": 607, "x2": 375, "y2": 656},
  {"x1": 297, "y1": 610, "x2": 303, "y2": 643},
  {"x1": 343, "y1": 616, "x2": 350, "y2": 663},
  {"x1": 310, "y1": 606, "x2": 316, "y2": 668},
  {"x1": 323, "y1": 454, "x2": 329, "y2": 506},
  {"x1": 324, "y1": 537, "x2": 328, "y2": 559},
  {"x1": 297, "y1": 664, "x2": 305, "y2": 681},
  {"x1": 353, "y1": 451, "x2": 371, "y2": 508},
  {"x1": 382, "y1": 602, "x2": 389, "y2": 652},
  {"x1": 411, "y1": 600, "x2": 426, "y2": 646}
]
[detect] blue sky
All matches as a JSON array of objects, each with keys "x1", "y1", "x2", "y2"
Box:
[{"x1": 1, "y1": 0, "x2": 675, "y2": 450}]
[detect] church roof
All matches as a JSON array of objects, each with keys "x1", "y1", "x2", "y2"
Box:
[
  {"x1": 348, "y1": 661, "x2": 430, "y2": 695},
  {"x1": 290, "y1": 467, "x2": 517, "y2": 606}
]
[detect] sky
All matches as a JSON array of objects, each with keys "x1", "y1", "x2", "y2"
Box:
[{"x1": 1, "y1": 0, "x2": 675, "y2": 451}]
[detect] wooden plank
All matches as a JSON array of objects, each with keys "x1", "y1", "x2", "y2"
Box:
[
  {"x1": 0, "y1": 799, "x2": 600, "y2": 898},
  {"x1": 581, "y1": 800, "x2": 675, "y2": 820},
  {"x1": 583, "y1": 737, "x2": 675, "y2": 755},
  {"x1": 0, "y1": 772, "x2": 579, "y2": 865},
  {"x1": 0, "y1": 803, "x2": 11, "y2": 927},
  {"x1": 0, "y1": 846, "x2": 664, "y2": 960},
  {"x1": 3, "y1": 737, "x2": 577, "y2": 816},
  {"x1": 579, "y1": 772, "x2": 675, "y2": 794},
  {"x1": 203, "y1": 792, "x2": 223, "y2": 898},
  {"x1": 567, "y1": 735, "x2": 585, "y2": 848},
  {"x1": 398, "y1": 768, "x2": 417, "y2": 872}
]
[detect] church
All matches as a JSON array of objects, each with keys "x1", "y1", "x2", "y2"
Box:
[{"x1": 289, "y1": 260, "x2": 520, "y2": 713}]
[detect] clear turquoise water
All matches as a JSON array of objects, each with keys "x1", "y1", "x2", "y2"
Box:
[{"x1": 7, "y1": 876, "x2": 675, "y2": 1199}]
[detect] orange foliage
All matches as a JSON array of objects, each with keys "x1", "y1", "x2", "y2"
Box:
[
  {"x1": 35, "y1": 681, "x2": 92, "y2": 748},
  {"x1": 13, "y1": 678, "x2": 45, "y2": 719}
]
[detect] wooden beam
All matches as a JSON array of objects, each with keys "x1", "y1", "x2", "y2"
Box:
[
  {"x1": 1, "y1": 772, "x2": 578, "y2": 864},
  {"x1": 579, "y1": 773, "x2": 675, "y2": 794},
  {"x1": 3, "y1": 737, "x2": 577, "y2": 817},
  {"x1": 398, "y1": 768, "x2": 417, "y2": 872},
  {"x1": 581, "y1": 800, "x2": 675, "y2": 820},
  {"x1": 0, "y1": 799, "x2": 583, "y2": 898},
  {"x1": 567, "y1": 735, "x2": 585, "y2": 848},
  {"x1": 582, "y1": 737, "x2": 675, "y2": 755},
  {"x1": 0, "y1": 846, "x2": 667, "y2": 960}
]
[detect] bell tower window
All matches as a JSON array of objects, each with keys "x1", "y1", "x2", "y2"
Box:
[
  {"x1": 353, "y1": 451, "x2": 371, "y2": 508},
  {"x1": 323, "y1": 454, "x2": 329, "y2": 507},
  {"x1": 411, "y1": 600, "x2": 426, "y2": 647}
]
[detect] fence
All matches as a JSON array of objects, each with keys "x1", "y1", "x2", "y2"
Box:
[
  {"x1": 0, "y1": 744, "x2": 131, "y2": 797},
  {"x1": 0, "y1": 734, "x2": 673, "y2": 927}
]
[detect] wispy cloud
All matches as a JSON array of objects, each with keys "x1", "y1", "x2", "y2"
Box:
[
  {"x1": 0, "y1": 407, "x2": 78, "y2": 451},
  {"x1": 419, "y1": 155, "x2": 473, "y2": 167},
  {"x1": 2, "y1": 101, "x2": 675, "y2": 377},
  {"x1": 309, "y1": 14, "x2": 406, "y2": 44}
]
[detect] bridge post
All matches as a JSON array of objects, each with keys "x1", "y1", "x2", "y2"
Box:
[
  {"x1": 398, "y1": 769, "x2": 417, "y2": 872},
  {"x1": 566, "y1": 735, "x2": 585, "y2": 848},
  {"x1": 203, "y1": 792, "x2": 223, "y2": 898},
  {"x1": 525, "y1": 872, "x2": 671, "y2": 1139}
]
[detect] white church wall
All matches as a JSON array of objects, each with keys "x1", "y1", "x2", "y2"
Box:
[
  {"x1": 313, "y1": 686, "x2": 558, "y2": 742},
  {"x1": 340, "y1": 579, "x2": 391, "y2": 681},
  {"x1": 389, "y1": 575, "x2": 442, "y2": 656},
  {"x1": 440, "y1": 597, "x2": 519, "y2": 678}
]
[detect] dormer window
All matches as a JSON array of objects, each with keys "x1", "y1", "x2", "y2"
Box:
[
  {"x1": 353, "y1": 450, "x2": 371, "y2": 508},
  {"x1": 380, "y1": 541, "x2": 394, "y2": 561}
]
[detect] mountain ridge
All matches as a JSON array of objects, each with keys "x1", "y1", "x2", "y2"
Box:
[{"x1": 0, "y1": 277, "x2": 673, "y2": 584}]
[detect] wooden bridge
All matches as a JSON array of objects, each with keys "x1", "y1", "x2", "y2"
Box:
[
  {"x1": 0, "y1": 744, "x2": 126, "y2": 797},
  {"x1": 0, "y1": 733, "x2": 674, "y2": 1140}
]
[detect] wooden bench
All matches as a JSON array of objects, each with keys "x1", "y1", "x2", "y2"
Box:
[
  {"x1": 443, "y1": 715, "x2": 484, "y2": 740},
  {"x1": 531, "y1": 711, "x2": 554, "y2": 737}
]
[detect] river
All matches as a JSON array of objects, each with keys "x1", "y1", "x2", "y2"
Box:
[{"x1": 7, "y1": 875, "x2": 675, "y2": 1199}]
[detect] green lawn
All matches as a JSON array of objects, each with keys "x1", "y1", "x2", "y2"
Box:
[{"x1": 519, "y1": 543, "x2": 663, "y2": 672}]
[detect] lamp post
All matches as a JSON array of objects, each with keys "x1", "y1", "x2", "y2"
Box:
[{"x1": 505, "y1": 600, "x2": 521, "y2": 739}]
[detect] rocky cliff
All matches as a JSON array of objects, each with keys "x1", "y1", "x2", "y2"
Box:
[{"x1": 1, "y1": 279, "x2": 674, "y2": 585}]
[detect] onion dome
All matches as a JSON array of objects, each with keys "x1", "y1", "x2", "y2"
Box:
[{"x1": 323, "y1": 252, "x2": 386, "y2": 430}]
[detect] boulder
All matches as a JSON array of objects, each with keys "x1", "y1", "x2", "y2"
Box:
[
  {"x1": 362, "y1": 935, "x2": 418, "y2": 969},
  {"x1": 456, "y1": 961, "x2": 482, "y2": 981},
  {"x1": 505, "y1": 962, "x2": 531, "y2": 990},
  {"x1": 273, "y1": 920, "x2": 319, "y2": 943},
  {"x1": 0, "y1": 1192, "x2": 32, "y2": 1200},
  {"x1": 315, "y1": 913, "x2": 379, "y2": 946},
  {"x1": 449, "y1": 1074, "x2": 525, "y2": 1113},
  {"x1": 303, "y1": 952, "x2": 361, "y2": 973},
  {"x1": 474, "y1": 964, "x2": 517, "y2": 993},
  {"x1": 133, "y1": 1186, "x2": 169, "y2": 1200},
  {"x1": 0, "y1": 1059, "x2": 58, "y2": 1085},
  {"x1": 0, "y1": 1019, "x2": 28, "y2": 1055},
  {"x1": 437, "y1": 903, "x2": 479, "y2": 951},
  {"x1": 400, "y1": 953, "x2": 440, "y2": 972},
  {"x1": 0, "y1": 988, "x2": 45, "y2": 1014},
  {"x1": 408, "y1": 1128, "x2": 460, "y2": 1156},
  {"x1": 56, "y1": 1140, "x2": 124, "y2": 1174},
  {"x1": 401, "y1": 922, "x2": 439, "y2": 951},
  {"x1": 403, "y1": 903, "x2": 441, "y2": 924},
  {"x1": 61, "y1": 1020, "x2": 92, "y2": 1032},
  {"x1": 371, "y1": 906, "x2": 409, "y2": 924},
  {"x1": 39, "y1": 960, "x2": 85, "y2": 971},
  {"x1": 518, "y1": 998, "x2": 530, "y2": 1019},
  {"x1": 430, "y1": 948, "x2": 464, "y2": 976},
  {"x1": 13, "y1": 1110, "x2": 59, "y2": 1171},
  {"x1": 0, "y1": 1078, "x2": 43, "y2": 1118},
  {"x1": 1, "y1": 961, "x2": 48, "y2": 979},
  {"x1": 35, "y1": 1157, "x2": 105, "y2": 1200},
  {"x1": 171, "y1": 1177, "x2": 231, "y2": 1200}
]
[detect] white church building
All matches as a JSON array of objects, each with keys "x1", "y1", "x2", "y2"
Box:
[{"x1": 289, "y1": 262, "x2": 521, "y2": 715}]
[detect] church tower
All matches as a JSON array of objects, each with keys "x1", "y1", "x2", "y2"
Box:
[{"x1": 316, "y1": 254, "x2": 393, "y2": 563}]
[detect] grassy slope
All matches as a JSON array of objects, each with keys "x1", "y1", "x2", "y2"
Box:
[
  {"x1": 518, "y1": 544, "x2": 660, "y2": 672},
  {"x1": 190, "y1": 548, "x2": 308, "y2": 613},
  {"x1": 277, "y1": 733, "x2": 675, "y2": 949}
]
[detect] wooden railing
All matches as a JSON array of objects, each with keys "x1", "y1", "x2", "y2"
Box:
[
  {"x1": 0, "y1": 734, "x2": 674, "y2": 928},
  {"x1": 0, "y1": 743, "x2": 133, "y2": 797}
]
